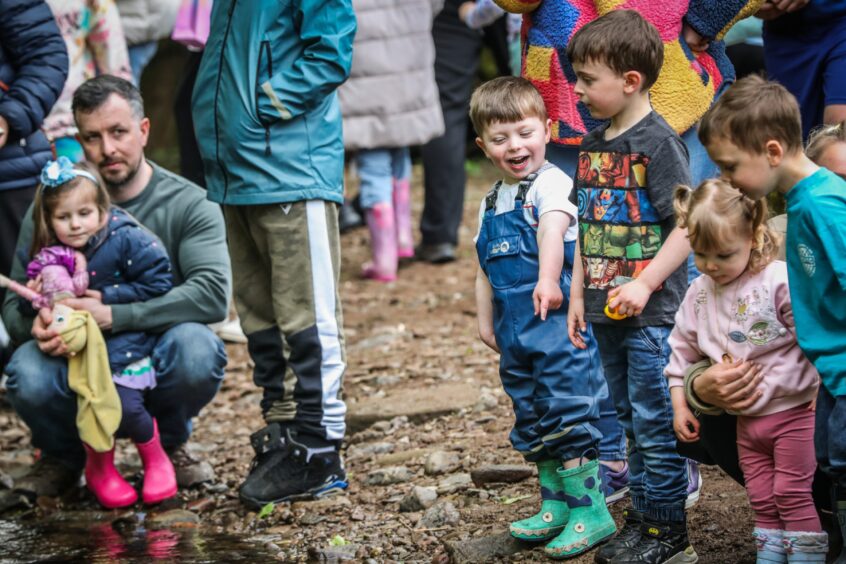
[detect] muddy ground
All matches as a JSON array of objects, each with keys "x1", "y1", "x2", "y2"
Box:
[{"x1": 0, "y1": 162, "x2": 756, "y2": 563}]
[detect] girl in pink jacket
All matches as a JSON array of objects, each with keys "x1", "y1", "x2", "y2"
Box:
[{"x1": 665, "y1": 178, "x2": 827, "y2": 563}]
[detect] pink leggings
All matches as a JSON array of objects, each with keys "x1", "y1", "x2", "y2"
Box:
[{"x1": 737, "y1": 404, "x2": 821, "y2": 532}]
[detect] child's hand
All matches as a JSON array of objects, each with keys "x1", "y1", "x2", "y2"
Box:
[
  {"x1": 533, "y1": 278, "x2": 563, "y2": 321},
  {"x1": 673, "y1": 405, "x2": 701, "y2": 443},
  {"x1": 84, "y1": 289, "x2": 102, "y2": 301},
  {"x1": 682, "y1": 23, "x2": 710, "y2": 52},
  {"x1": 567, "y1": 296, "x2": 588, "y2": 350},
  {"x1": 479, "y1": 324, "x2": 500, "y2": 354},
  {"x1": 607, "y1": 279, "x2": 651, "y2": 317},
  {"x1": 458, "y1": 1, "x2": 475, "y2": 22},
  {"x1": 26, "y1": 274, "x2": 43, "y2": 294},
  {"x1": 757, "y1": 0, "x2": 809, "y2": 20},
  {"x1": 808, "y1": 397, "x2": 817, "y2": 411}
]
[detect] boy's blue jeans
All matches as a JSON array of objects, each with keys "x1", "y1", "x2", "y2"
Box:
[
  {"x1": 4, "y1": 323, "x2": 226, "y2": 468},
  {"x1": 593, "y1": 324, "x2": 688, "y2": 522},
  {"x1": 815, "y1": 384, "x2": 846, "y2": 488}
]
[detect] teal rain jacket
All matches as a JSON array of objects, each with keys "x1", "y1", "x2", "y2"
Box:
[{"x1": 193, "y1": 0, "x2": 356, "y2": 205}]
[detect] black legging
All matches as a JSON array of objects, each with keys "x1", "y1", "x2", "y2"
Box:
[{"x1": 115, "y1": 385, "x2": 154, "y2": 444}]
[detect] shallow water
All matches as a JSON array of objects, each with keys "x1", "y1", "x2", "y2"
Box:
[{"x1": 0, "y1": 512, "x2": 277, "y2": 563}]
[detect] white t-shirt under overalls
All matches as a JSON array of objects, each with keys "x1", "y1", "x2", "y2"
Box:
[{"x1": 473, "y1": 162, "x2": 579, "y2": 243}]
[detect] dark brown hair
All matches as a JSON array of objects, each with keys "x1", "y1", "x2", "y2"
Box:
[
  {"x1": 30, "y1": 161, "x2": 110, "y2": 257},
  {"x1": 469, "y1": 76, "x2": 548, "y2": 137},
  {"x1": 699, "y1": 75, "x2": 803, "y2": 155},
  {"x1": 566, "y1": 10, "x2": 663, "y2": 91},
  {"x1": 674, "y1": 178, "x2": 779, "y2": 274}
]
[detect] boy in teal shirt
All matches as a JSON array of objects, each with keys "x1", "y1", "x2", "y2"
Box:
[{"x1": 700, "y1": 74, "x2": 846, "y2": 561}]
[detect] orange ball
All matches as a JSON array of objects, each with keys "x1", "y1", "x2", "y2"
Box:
[
  {"x1": 604, "y1": 303, "x2": 628, "y2": 320},
  {"x1": 493, "y1": 0, "x2": 540, "y2": 14}
]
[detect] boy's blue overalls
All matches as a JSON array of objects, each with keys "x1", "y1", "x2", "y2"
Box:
[{"x1": 475, "y1": 166, "x2": 609, "y2": 462}]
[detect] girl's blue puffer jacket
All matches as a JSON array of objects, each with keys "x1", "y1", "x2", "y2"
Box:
[{"x1": 85, "y1": 207, "x2": 173, "y2": 374}]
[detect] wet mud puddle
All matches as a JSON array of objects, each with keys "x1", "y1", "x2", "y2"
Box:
[{"x1": 0, "y1": 511, "x2": 277, "y2": 563}]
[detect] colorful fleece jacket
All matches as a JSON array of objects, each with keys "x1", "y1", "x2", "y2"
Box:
[{"x1": 493, "y1": 0, "x2": 763, "y2": 145}]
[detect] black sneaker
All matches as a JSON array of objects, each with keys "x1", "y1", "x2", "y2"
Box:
[
  {"x1": 13, "y1": 456, "x2": 82, "y2": 498},
  {"x1": 414, "y1": 243, "x2": 456, "y2": 264},
  {"x1": 595, "y1": 508, "x2": 644, "y2": 564},
  {"x1": 608, "y1": 519, "x2": 698, "y2": 564},
  {"x1": 239, "y1": 425, "x2": 347, "y2": 509}
]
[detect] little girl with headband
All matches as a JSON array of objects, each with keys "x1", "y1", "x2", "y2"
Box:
[{"x1": 24, "y1": 157, "x2": 177, "y2": 508}]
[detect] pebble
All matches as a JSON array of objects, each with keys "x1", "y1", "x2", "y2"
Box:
[
  {"x1": 298, "y1": 513, "x2": 326, "y2": 526},
  {"x1": 419, "y1": 501, "x2": 460, "y2": 529},
  {"x1": 444, "y1": 530, "x2": 532, "y2": 562},
  {"x1": 307, "y1": 544, "x2": 358, "y2": 562},
  {"x1": 365, "y1": 466, "x2": 413, "y2": 486},
  {"x1": 436, "y1": 473, "x2": 473, "y2": 494},
  {"x1": 346, "y1": 442, "x2": 395, "y2": 460},
  {"x1": 145, "y1": 509, "x2": 200, "y2": 529},
  {"x1": 470, "y1": 464, "x2": 534, "y2": 487},
  {"x1": 473, "y1": 393, "x2": 498, "y2": 412},
  {"x1": 399, "y1": 486, "x2": 438, "y2": 512},
  {"x1": 0, "y1": 471, "x2": 13, "y2": 490},
  {"x1": 202, "y1": 482, "x2": 229, "y2": 494},
  {"x1": 375, "y1": 375, "x2": 401, "y2": 386},
  {"x1": 424, "y1": 451, "x2": 461, "y2": 476},
  {"x1": 350, "y1": 507, "x2": 366, "y2": 521},
  {"x1": 371, "y1": 421, "x2": 392, "y2": 433},
  {"x1": 185, "y1": 497, "x2": 216, "y2": 513}
]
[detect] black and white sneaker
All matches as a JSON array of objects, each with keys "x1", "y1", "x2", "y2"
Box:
[
  {"x1": 595, "y1": 508, "x2": 644, "y2": 564},
  {"x1": 608, "y1": 518, "x2": 698, "y2": 564},
  {"x1": 239, "y1": 424, "x2": 347, "y2": 509}
]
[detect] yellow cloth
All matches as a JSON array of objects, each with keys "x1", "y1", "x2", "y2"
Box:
[{"x1": 59, "y1": 308, "x2": 121, "y2": 452}]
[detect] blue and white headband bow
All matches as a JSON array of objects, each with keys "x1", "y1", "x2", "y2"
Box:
[{"x1": 40, "y1": 157, "x2": 99, "y2": 189}]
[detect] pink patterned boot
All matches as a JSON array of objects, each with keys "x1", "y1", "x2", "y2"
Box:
[
  {"x1": 392, "y1": 178, "x2": 414, "y2": 259},
  {"x1": 362, "y1": 202, "x2": 398, "y2": 282},
  {"x1": 83, "y1": 443, "x2": 138, "y2": 508},
  {"x1": 135, "y1": 420, "x2": 177, "y2": 504}
]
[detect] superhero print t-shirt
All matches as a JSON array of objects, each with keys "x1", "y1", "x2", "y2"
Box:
[{"x1": 573, "y1": 111, "x2": 690, "y2": 327}]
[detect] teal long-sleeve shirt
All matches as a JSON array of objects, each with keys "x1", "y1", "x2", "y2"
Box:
[
  {"x1": 2, "y1": 162, "x2": 231, "y2": 344},
  {"x1": 786, "y1": 168, "x2": 846, "y2": 397}
]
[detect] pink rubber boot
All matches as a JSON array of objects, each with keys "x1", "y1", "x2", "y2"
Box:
[
  {"x1": 393, "y1": 178, "x2": 414, "y2": 259},
  {"x1": 83, "y1": 443, "x2": 138, "y2": 508},
  {"x1": 135, "y1": 420, "x2": 177, "y2": 504},
  {"x1": 362, "y1": 202, "x2": 398, "y2": 282}
]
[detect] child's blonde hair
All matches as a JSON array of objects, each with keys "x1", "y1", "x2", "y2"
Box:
[
  {"x1": 674, "y1": 178, "x2": 779, "y2": 274},
  {"x1": 806, "y1": 120, "x2": 846, "y2": 165},
  {"x1": 31, "y1": 161, "x2": 110, "y2": 257},
  {"x1": 469, "y1": 76, "x2": 548, "y2": 137}
]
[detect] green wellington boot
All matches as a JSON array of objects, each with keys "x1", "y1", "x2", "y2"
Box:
[
  {"x1": 511, "y1": 460, "x2": 570, "y2": 541},
  {"x1": 545, "y1": 459, "x2": 617, "y2": 560}
]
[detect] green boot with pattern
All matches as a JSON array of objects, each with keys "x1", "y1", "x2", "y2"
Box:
[
  {"x1": 545, "y1": 458, "x2": 617, "y2": 559},
  {"x1": 510, "y1": 460, "x2": 570, "y2": 541}
]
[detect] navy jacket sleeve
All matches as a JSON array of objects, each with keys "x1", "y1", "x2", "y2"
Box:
[
  {"x1": 684, "y1": 0, "x2": 763, "y2": 40},
  {"x1": 0, "y1": 0, "x2": 69, "y2": 137},
  {"x1": 100, "y1": 228, "x2": 174, "y2": 305}
]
